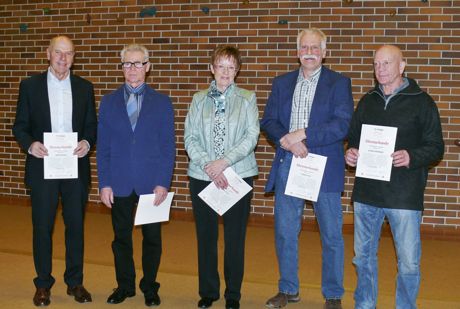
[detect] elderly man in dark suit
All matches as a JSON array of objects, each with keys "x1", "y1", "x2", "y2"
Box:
[
  {"x1": 97, "y1": 43, "x2": 175, "y2": 307},
  {"x1": 261, "y1": 28, "x2": 354, "y2": 309},
  {"x1": 13, "y1": 35, "x2": 96, "y2": 306}
]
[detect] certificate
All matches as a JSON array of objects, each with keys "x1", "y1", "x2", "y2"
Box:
[
  {"x1": 284, "y1": 153, "x2": 327, "y2": 202},
  {"x1": 355, "y1": 124, "x2": 397, "y2": 181},
  {"x1": 134, "y1": 192, "x2": 174, "y2": 225},
  {"x1": 43, "y1": 132, "x2": 78, "y2": 179},
  {"x1": 198, "y1": 167, "x2": 253, "y2": 216}
]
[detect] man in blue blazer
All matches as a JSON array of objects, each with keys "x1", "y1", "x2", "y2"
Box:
[
  {"x1": 261, "y1": 28, "x2": 354, "y2": 309},
  {"x1": 97, "y1": 44, "x2": 175, "y2": 307},
  {"x1": 13, "y1": 35, "x2": 95, "y2": 307}
]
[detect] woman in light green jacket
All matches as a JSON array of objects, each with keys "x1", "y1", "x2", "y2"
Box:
[{"x1": 184, "y1": 45, "x2": 259, "y2": 309}]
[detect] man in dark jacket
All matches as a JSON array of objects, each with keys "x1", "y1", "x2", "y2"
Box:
[
  {"x1": 345, "y1": 45, "x2": 444, "y2": 309},
  {"x1": 13, "y1": 35, "x2": 95, "y2": 306}
]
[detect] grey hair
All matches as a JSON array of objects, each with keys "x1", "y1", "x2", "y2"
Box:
[
  {"x1": 296, "y1": 28, "x2": 327, "y2": 50},
  {"x1": 120, "y1": 44, "x2": 149, "y2": 62}
]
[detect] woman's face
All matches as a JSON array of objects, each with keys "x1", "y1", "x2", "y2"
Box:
[{"x1": 210, "y1": 56, "x2": 238, "y2": 92}]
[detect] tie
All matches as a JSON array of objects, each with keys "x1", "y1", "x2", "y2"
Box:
[{"x1": 126, "y1": 92, "x2": 138, "y2": 130}]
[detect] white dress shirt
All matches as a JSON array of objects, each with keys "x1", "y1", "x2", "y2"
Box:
[{"x1": 47, "y1": 68, "x2": 73, "y2": 133}]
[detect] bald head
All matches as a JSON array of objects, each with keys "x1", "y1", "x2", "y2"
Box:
[
  {"x1": 375, "y1": 45, "x2": 404, "y2": 63},
  {"x1": 47, "y1": 35, "x2": 75, "y2": 80},
  {"x1": 49, "y1": 35, "x2": 74, "y2": 51},
  {"x1": 373, "y1": 44, "x2": 406, "y2": 95}
]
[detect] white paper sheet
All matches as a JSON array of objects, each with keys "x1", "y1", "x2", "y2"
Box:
[
  {"x1": 356, "y1": 124, "x2": 398, "y2": 181},
  {"x1": 198, "y1": 167, "x2": 253, "y2": 216},
  {"x1": 284, "y1": 153, "x2": 327, "y2": 202},
  {"x1": 134, "y1": 192, "x2": 174, "y2": 225},
  {"x1": 43, "y1": 132, "x2": 78, "y2": 179}
]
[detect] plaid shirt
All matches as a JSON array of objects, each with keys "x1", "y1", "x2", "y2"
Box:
[{"x1": 289, "y1": 66, "x2": 322, "y2": 131}]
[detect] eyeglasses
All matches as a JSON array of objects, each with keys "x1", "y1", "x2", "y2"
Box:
[
  {"x1": 121, "y1": 61, "x2": 148, "y2": 69},
  {"x1": 373, "y1": 60, "x2": 393, "y2": 69},
  {"x1": 214, "y1": 64, "x2": 237, "y2": 73}
]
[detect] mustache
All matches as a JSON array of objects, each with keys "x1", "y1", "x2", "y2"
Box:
[{"x1": 302, "y1": 54, "x2": 319, "y2": 60}]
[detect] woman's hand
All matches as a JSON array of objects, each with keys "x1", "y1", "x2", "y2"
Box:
[
  {"x1": 204, "y1": 159, "x2": 229, "y2": 180},
  {"x1": 213, "y1": 173, "x2": 229, "y2": 190}
]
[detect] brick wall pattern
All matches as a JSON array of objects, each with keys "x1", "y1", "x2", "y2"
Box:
[{"x1": 0, "y1": 0, "x2": 459, "y2": 228}]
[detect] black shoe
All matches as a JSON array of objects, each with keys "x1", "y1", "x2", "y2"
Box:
[
  {"x1": 107, "y1": 288, "x2": 135, "y2": 304},
  {"x1": 324, "y1": 298, "x2": 342, "y2": 309},
  {"x1": 226, "y1": 299, "x2": 240, "y2": 309},
  {"x1": 198, "y1": 297, "x2": 216, "y2": 308},
  {"x1": 67, "y1": 285, "x2": 92, "y2": 303},
  {"x1": 145, "y1": 292, "x2": 161, "y2": 306},
  {"x1": 33, "y1": 288, "x2": 50, "y2": 306}
]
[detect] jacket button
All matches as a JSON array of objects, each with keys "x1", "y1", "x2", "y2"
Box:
[{"x1": 280, "y1": 158, "x2": 283, "y2": 163}]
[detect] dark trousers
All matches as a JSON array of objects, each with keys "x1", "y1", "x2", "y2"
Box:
[
  {"x1": 30, "y1": 179, "x2": 88, "y2": 289},
  {"x1": 189, "y1": 177, "x2": 253, "y2": 301},
  {"x1": 111, "y1": 191, "x2": 161, "y2": 297}
]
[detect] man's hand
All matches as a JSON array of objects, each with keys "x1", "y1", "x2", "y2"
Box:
[
  {"x1": 153, "y1": 186, "x2": 168, "y2": 206},
  {"x1": 345, "y1": 148, "x2": 359, "y2": 167},
  {"x1": 392, "y1": 150, "x2": 410, "y2": 168},
  {"x1": 29, "y1": 141, "x2": 48, "y2": 158},
  {"x1": 204, "y1": 159, "x2": 229, "y2": 180},
  {"x1": 280, "y1": 129, "x2": 306, "y2": 150},
  {"x1": 288, "y1": 142, "x2": 308, "y2": 158},
  {"x1": 74, "y1": 140, "x2": 90, "y2": 158},
  {"x1": 100, "y1": 187, "x2": 114, "y2": 208}
]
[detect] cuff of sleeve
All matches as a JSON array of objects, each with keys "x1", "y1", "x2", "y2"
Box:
[
  {"x1": 82, "y1": 140, "x2": 90, "y2": 151},
  {"x1": 222, "y1": 156, "x2": 232, "y2": 167}
]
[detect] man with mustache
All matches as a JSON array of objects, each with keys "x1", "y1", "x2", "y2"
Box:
[{"x1": 261, "y1": 28, "x2": 354, "y2": 309}]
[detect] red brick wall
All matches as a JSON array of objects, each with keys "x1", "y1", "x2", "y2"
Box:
[{"x1": 1, "y1": 0, "x2": 459, "y2": 228}]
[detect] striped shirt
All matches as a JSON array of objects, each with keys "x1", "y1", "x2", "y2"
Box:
[{"x1": 289, "y1": 66, "x2": 322, "y2": 131}]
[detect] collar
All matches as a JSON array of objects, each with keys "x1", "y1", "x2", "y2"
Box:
[
  {"x1": 125, "y1": 82, "x2": 146, "y2": 95},
  {"x1": 298, "y1": 66, "x2": 322, "y2": 83},
  {"x1": 378, "y1": 77, "x2": 409, "y2": 96},
  {"x1": 47, "y1": 67, "x2": 71, "y2": 83}
]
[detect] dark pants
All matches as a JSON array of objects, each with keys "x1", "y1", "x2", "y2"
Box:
[
  {"x1": 189, "y1": 177, "x2": 253, "y2": 301},
  {"x1": 30, "y1": 179, "x2": 88, "y2": 289},
  {"x1": 111, "y1": 191, "x2": 161, "y2": 297}
]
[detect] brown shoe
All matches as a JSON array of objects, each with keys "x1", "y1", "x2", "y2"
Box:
[
  {"x1": 67, "y1": 285, "x2": 92, "y2": 303},
  {"x1": 265, "y1": 292, "x2": 300, "y2": 308},
  {"x1": 324, "y1": 299, "x2": 342, "y2": 309},
  {"x1": 33, "y1": 288, "x2": 50, "y2": 306}
]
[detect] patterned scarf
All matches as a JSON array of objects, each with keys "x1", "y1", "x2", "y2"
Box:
[{"x1": 207, "y1": 81, "x2": 234, "y2": 159}]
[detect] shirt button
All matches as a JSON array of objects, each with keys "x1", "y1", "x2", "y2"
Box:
[{"x1": 280, "y1": 158, "x2": 283, "y2": 163}]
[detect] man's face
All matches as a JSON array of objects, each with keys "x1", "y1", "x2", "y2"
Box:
[
  {"x1": 122, "y1": 50, "x2": 150, "y2": 87},
  {"x1": 47, "y1": 37, "x2": 74, "y2": 79},
  {"x1": 297, "y1": 33, "x2": 326, "y2": 73},
  {"x1": 373, "y1": 46, "x2": 405, "y2": 88}
]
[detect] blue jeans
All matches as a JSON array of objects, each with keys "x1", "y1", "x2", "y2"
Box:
[
  {"x1": 274, "y1": 153, "x2": 344, "y2": 299},
  {"x1": 353, "y1": 202, "x2": 422, "y2": 309}
]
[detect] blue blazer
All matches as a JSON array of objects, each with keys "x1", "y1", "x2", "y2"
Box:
[
  {"x1": 261, "y1": 66, "x2": 354, "y2": 193},
  {"x1": 97, "y1": 84, "x2": 175, "y2": 196}
]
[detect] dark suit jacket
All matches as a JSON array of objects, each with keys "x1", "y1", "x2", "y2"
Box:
[
  {"x1": 96, "y1": 84, "x2": 175, "y2": 196},
  {"x1": 261, "y1": 66, "x2": 354, "y2": 193},
  {"x1": 12, "y1": 71, "x2": 97, "y2": 188}
]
